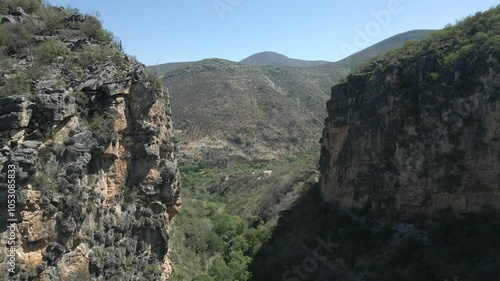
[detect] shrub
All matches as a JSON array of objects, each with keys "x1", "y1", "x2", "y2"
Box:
[
  {"x1": 26, "y1": 63, "x2": 45, "y2": 81},
  {"x1": 89, "y1": 112, "x2": 115, "y2": 140},
  {"x1": 0, "y1": 71, "x2": 31, "y2": 97},
  {"x1": 0, "y1": 0, "x2": 41, "y2": 14},
  {"x1": 75, "y1": 44, "x2": 127, "y2": 71},
  {"x1": 79, "y1": 13, "x2": 113, "y2": 43},
  {"x1": 40, "y1": 6, "x2": 65, "y2": 35},
  {"x1": 145, "y1": 70, "x2": 163, "y2": 92},
  {"x1": 63, "y1": 59, "x2": 85, "y2": 80},
  {"x1": 192, "y1": 275, "x2": 215, "y2": 281},
  {"x1": 0, "y1": 28, "x2": 8, "y2": 46},
  {"x1": 144, "y1": 264, "x2": 160, "y2": 275},
  {"x1": 66, "y1": 6, "x2": 80, "y2": 16},
  {"x1": 0, "y1": 47, "x2": 13, "y2": 70},
  {"x1": 36, "y1": 38, "x2": 70, "y2": 63},
  {"x1": 0, "y1": 22, "x2": 33, "y2": 55},
  {"x1": 32, "y1": 154, "x2": 59, "y2": 194},
  {"x1": 428, "y1": 72, "x2": 440, "y2": 82}
]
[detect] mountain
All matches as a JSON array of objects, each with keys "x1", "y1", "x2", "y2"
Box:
[
  {"x1": 240, "y1": 51, "x2": 331, "y2": 67},
  {"x1": 148, "y1": 30, "x2": 435, "y2": 74},
  {"x1": 335, "y1": 29, "x2": 436, "y2": 68},
  {"x1": 157, "y1": 30, "x2": 434, "y2": 165},
  {"x1": 164, "y1": 59, "x2": 323, "y2": 165},
  {"x1": 0, "y1": 3, "x2": 180, "y2": 280}
]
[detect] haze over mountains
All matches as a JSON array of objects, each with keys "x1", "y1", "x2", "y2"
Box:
[
  {"x1": 151, "y1": 29, "x2": 435, "y2": 72},
  {"x1": 148, "y1": 29, "x2": 435, "y2": 165}
]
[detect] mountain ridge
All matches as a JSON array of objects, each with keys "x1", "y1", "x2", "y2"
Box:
[{"x1": 148, "y1": 29, "x2": 435, "y2": 72}]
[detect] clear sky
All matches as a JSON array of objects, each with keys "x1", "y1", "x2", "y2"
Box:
[{"x1": 47, "y1": 0, "x2": 499, "y2": 66}]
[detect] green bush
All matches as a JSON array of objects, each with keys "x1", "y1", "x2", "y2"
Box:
[
  {"x1": 32, "y1": 154, "x2": 59, "y2": 194},
  {"x1": 0, "y1": 71, "x2": 31, "y2": 97},
  {"x1": 145, "y1": 70, "x2": 163, "y2": 92},
  {"x1": 428, "y1": 72, "x2": 440, "y2": 82},
  {"x1": 36, "y1": 38, "x2": 70, "y2": 63},
  {"x1": 26, "y1": 62, "x2": 46, "y2": 81},
  {"x1": 75, "y1": 44, "x2": 127, "y2": 71},
  {"x1": 192, "y1": 275, "x2": 215, "y2": 281},
  {"x1": 63, "y1": 59, "x2": 85, "y2": 80},
  {"x1": 0, "y1": 22, "x2": 33, "y2": 55},
  {"x1": 71, "y1": 90, "x2": 89, "y2": 106},
  {"x1": 40, "y1": 6, "x2": 65, "y2": 35},
  {"x1": 144, "y1": 264, "x2": 161, "y2": 275},
  {"x1": 78, "y1": 14, "x2": 114, "y2": 43},
  {"x1": 66, "y1": 6, "x2": 80, "y2": 16},
  {"x1": 89, "y1": 112, "x2": 115, "y2": 140},
  {"x1": 0, "y1": 29, "x2": 8, "y2": 46},
  {"x1": 0, "y1": 0, "x2": 41, "y2": 14}
]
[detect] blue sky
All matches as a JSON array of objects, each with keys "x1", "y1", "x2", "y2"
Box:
[{"x1": 47, "y1": 0, "x2": 499, "y2": 66}]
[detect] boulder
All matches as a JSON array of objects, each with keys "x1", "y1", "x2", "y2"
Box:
[
  {"x1": 35, "y1": 93, "x2": 76, "y2": 122},
  {"x1": 0, "y1": 96, "x2": 32, "y2": 130}
]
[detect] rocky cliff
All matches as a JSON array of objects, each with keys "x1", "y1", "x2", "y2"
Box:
[
  {"x1": 320, "y1": 7, "x2": 500, "y2": 214},
  {"x1": 0, "y1": 3, "x2": 180, "y2": 280}
]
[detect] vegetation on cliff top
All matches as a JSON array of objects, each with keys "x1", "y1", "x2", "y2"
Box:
[
  {"x1": 0, "y1": 0, "x2": 125, "y2": 97},
  {"x1": 351, "y1": 4, "x2": 500, "y2": 77}
]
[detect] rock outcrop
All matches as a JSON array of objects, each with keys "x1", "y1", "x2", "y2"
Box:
[
  {"x1": 320, "y1": 10, "x2": 500, "y2": 214},
  {"x1": 0, "y1": 4, "x2": 180, "y2": 280}
]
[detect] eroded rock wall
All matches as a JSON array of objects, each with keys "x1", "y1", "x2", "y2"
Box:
[
  {"x1": 320, "y1": 49, "x2": 500, "y2": 214},
  {"x1": 0, "y1": 58, "x2": 181, "y2": 280}
]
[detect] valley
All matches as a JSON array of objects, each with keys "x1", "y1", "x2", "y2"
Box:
[{"x1": 0, "y1": 1, "x2": 499, "y2": 281}]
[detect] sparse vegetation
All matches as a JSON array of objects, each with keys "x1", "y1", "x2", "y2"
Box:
[
  {"x1": 351, "y1": 5, "x2": 500, "y2": 77},
  {"x1": 78, "y1": 13, "x2": 115, "y2": 43},
  {"x1": 79, "y1": 14, "x2": 103, "y2": 39},
  {"x1": 0, "y1": 71, "x2": 31, "y2": 97},
  {"x1": 428, "y1": 72, "x2": 440, "y2": 82},
  {"x1": 0, "y1": 2, "x2": 128, "y2": 100},
  {"x1": 0, "y1": 22, "x2": 34, "y2": 55},
  {"x1": 36, "y1": 38, "x2": 70, "y2": 63},
  {"x1": 40, "y1": 6, "x2": 65, "y2": 35},
  {"x1": 0, "y1": 0, "x2": 41, "y2": 14},
  {"x1": 89, "y1": 112, "x2": 116, "y2": 139},
  {"x1": 145, "y1": 69, "x2": 163, "y2": 92},
  {"x1": 74, "y1": 44, "x2": 127, "y2": 71}
]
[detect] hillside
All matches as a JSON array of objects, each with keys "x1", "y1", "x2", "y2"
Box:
[
  {"x1": 150, "y1": 61, "x2": 194, "y2": 75},
  {"x1": 163, "y1": 59, "x2": 322, "y2": 165},
  {"x1": 160, "y1": 30, "x2": 434, "y2": 165},
  {"x1": 336, "y1": 29, "x2": 436, "y2": 68},
  {"x1": 150, "y1": 30, "x2": 434, "y2": 74},
  {"x1": 240, "y1": 51, "x2": 331, "y2": 67}
]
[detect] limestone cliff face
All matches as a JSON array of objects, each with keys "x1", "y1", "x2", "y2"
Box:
[
  {"x1": 320, "y1": 40, "x2": 500, "y2": 214},
  {"x1": 0, "y1": 55, "x2": 181, "y2": 279}
]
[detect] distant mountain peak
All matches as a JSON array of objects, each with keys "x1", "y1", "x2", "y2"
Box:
[{"x1": 240, "y1": 52, "x2": 332, "y2": 68}]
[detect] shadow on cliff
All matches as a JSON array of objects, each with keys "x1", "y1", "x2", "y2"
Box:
[{"x1": 249, "y1": 184, "x2": 500, "y2": 281}]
